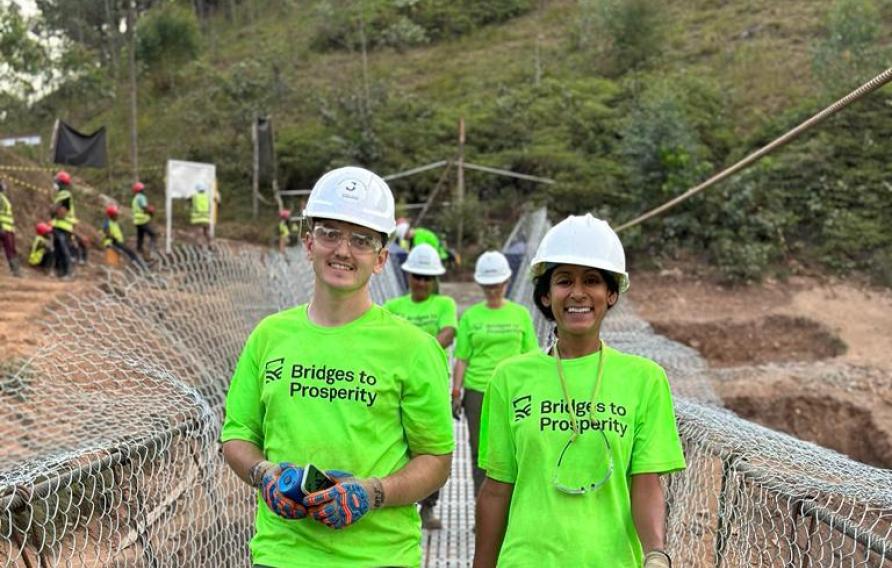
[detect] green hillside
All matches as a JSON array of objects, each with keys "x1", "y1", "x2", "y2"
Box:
[{"x1": 3, "y1": 0, "x2": 892, "y2": 282}]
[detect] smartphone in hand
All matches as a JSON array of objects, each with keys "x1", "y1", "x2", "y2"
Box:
[{"x1": 301, "y1": 463, "x2": 336, "y2": 495}]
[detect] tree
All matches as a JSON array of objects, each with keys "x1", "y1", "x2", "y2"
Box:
[
  {"x1": 0, "y1": 3, "x2": 49, "y2": 98},
  {"x1": 577, "y1": 0, "x2": 665, "y2": 74},
  {"x1": 136, "y1": 2, "x2": 201, "y2": 90}
]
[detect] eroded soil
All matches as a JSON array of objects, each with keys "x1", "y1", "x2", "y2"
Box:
[{"x1": 631, "y1": 270, "x2": 892, "y2": 468}]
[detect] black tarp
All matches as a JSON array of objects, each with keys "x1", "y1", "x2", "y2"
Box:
[{"x1": 52, "y1": 121, "x2": 107, "y2": 168}]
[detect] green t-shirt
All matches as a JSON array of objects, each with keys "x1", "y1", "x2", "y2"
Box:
[
  {"x1": 478, "y1": 347, "x2": 687, "y2": 568},
  {"x1": 411, "y1": 227, "x2": 447, "y2": 260},
  {"x1": 454, "y1": 301, "x2": 538, "y2": 393},
  {"x1": 221, "y1": 304, "x2": 454, "y2": 568},
  {"x1": 383, "y1": 294, "x2": 457, "y2": 339}
]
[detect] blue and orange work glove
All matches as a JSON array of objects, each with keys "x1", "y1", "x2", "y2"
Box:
[
  {"x1": 256, "y1": 462, "x2": 308, "y2": 520},
  {"x1": 304, "y1": 470, "x2": 382, "y2": 529}
]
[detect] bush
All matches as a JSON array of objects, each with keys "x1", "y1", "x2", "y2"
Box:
[
  {"x1": 576, "y1": 0, "x2": 666, "y2": 73},
  {"x1": 811, "y1": 0, "x2": 889, "y2": 94},
  {"x1": 137, "y1": 2, "x2": 201, "y2": 89},
  {"x1": 312, "y1": 0, "x2": 534, "y2": 52}
]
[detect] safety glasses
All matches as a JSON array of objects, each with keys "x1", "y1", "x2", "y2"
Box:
[
  {"x1": 409, "y1": 273, "x2": 434, "y2": 281},
  {"x1": 553, "y1": 429, "x2": 614, "y2": 495},
  {"x1": 312, "y1": 225, "x2": 382, "y2": 254},
  {"x1": 551, "y1": 339, "x2": 614, "y2": 495}
]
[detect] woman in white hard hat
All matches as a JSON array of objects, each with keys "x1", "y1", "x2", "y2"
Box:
[
  {"x1": 383, "y1": 242, "x2": 458, "y2": 530},
  {"x1": 453, "y1": 250, "x2": 538, "y2": 497},
  {"x1": 473, "y1": 214, "x2": 686, "y2": 568}
]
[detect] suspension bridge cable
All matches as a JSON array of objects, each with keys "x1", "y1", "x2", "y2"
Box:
[{"x1": 615, "y1": 67, "x2": 892, "y2": 232}]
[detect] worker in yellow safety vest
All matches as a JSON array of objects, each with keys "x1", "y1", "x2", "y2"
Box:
[
  {"x1": 28, "y1": 222, "x2": 55, "y2": 272},
  {"x1": 277, "y1": 209, "x2": 291, "y2": 254},
  {"x1": 131, "y1": 181, "x2": 158, "y2": 259},
  {"x1": 50, "y1": 170, "x2": 87, "y2": 276},
  {"x1": 102, "y1": 204, "x2": 146, "y2": 270},
  {"x1": 0, "y1": 180, "x2": 22, "y2": 277},
  {"x1": 191, "y1": 182, "x2": 212, "y2": 247}
]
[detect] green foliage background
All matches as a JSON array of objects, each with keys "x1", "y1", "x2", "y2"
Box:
[{"x1": 2, "y1": 0, "x2": 892, "y2": 282}]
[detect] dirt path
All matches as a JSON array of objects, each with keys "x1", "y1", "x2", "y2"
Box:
[
  {"x1": 0, "y1": 271, "x2": 92, "y2": 360},
  {"x1": 630, "y1": 272, "x2": 892, "y2": 371}
]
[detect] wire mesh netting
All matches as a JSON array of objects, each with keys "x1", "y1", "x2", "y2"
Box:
[
  {"x1": 1, "y1": 210, "x2": 890, "y2": 566},
  {"x1": 0, "y1": 244, "x2": 402, "y2": 567}
]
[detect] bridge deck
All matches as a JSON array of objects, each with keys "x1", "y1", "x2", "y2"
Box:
[{"x1": 423, "y1": 417, "x2": 475, "y2": 567}]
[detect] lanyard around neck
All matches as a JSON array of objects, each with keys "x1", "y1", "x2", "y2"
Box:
[{"x1": 553, "y1": 339, "x2": 607, "y2": 440}]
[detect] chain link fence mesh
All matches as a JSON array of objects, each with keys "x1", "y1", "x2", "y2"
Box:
[
  {"x1": 1, "y1": 210, "x2": 890, "y2": 566},
  {"x1": 0, "y1": 244, "x2": 402, "y2": 567}
]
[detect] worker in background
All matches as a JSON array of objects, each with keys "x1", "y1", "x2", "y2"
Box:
[
  {"x1": 277, "y1": 209, "x2": 291, "y2": 254},
  {"x1": 101, "y1": 204, "x2": 146, "y2": 270},
  {"x1": 395, "y1": 218, "x2": 450, "y2": 262},
  {"x1": 191, "y1": 182, "x2": 212, "y2": 248},
  {"x1": 221, "y1": 166, "x2": 453, "y2": 568},
  {"x1": 453, "y1": 250, "x2": 538, "y2": 496},
  {"x1": 50, "y1": 171, "x2": 76, "y2": 278},
  {"x1": 52, "y1": 171, "x2": 89, "y2": 263},
  {"x1": 383, "y1": 242, "x2": 458, "y2": 530},
  {"x1": 28, "y1": 222, "x2": 55, "y2": 273},
  {"x1": 0, "y1": 180, "x2": 22, "y2": 277},
  {"x1": 131, "y1": 181, "x2": 158, "y2": 259}
]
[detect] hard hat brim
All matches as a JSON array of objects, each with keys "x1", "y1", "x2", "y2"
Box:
[
  {"x1": 531, "y1": 260, "x2": 629, "y2": 293},
  {"x1": 303, "y1": 211, "x2": 394, "y2": 236},
  {"x1": 401, "y1": 264, "x2": 446, "y2": 276},
  {"x1": 474, "y1": 272, "x2": 512, "y2": 285}
]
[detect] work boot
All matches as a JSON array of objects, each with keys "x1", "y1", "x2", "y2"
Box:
[
  {"x1": 420, "y1": 504, "x2": 442, "y2": 530},
  {"x1": 8, "y1": 258, "x2": 21, "y2": 278}
]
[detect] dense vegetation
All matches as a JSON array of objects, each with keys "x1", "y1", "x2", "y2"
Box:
[{"x1": 1, "y1": 0, "x2": 891, "y2": 283}]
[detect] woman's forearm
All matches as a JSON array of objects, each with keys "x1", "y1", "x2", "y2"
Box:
[
  {"x1": 473, "y1": 478, "x2": 513, "y2": 568},
  {"x1": 631, "y1": 473, "x2": 667, "y2": 553}
]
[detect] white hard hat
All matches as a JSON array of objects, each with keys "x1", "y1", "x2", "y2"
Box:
[
  {"x1": 401, "y1": 243, "x2": 446, "y2": 276},
  {"x1": 530, "y1": 213, "x2": 629, "y2": 293},
  {"x1": 395, "y1": 221, "x2": 410, "y2": 240},
  {"x1": 195, "y1": 182, "x2": 207, "y2": 192},
  {"x1": 303, "y1": 166, "x2": 396, "y2": 235},
  {"x1": 474, "y1": 251, "x2": 512, "y2": 285}
]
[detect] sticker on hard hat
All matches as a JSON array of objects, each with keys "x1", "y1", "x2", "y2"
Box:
[{"x1": 337, "y1": 178, "x2": 366, "y2": 202}]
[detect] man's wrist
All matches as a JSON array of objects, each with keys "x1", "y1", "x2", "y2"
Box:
[
  {"x1": 364, "y1": 477, "x2": 385, "y2": 509},
  {"x1": 248, "y1": 460, "x2": 274, "y2": 488},
  {"x1": 451, "y1": 386, "x2": 461, "y2": 398}
]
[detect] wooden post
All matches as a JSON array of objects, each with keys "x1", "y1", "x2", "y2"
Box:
[
  {"x1": 270, "y1": 117, "x2": 282, "y2": 211},
  {"x1": 456, "y1": 117, "x2": 465, "y2": 258},
  {"x1": 251, "y1": 116, "x2": 259, "y2": 219},
  {"x1": 127, "y1": 0, "x2": 139, "y2": 182}
]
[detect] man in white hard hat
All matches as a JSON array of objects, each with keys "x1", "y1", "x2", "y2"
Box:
[{"x1": 221, "y1": 166, "x2": 454, "y2": 567}]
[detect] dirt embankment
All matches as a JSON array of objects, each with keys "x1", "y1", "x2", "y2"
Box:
[{"x1": 630, "y1": 270, "x2": 892, "y2": 468}]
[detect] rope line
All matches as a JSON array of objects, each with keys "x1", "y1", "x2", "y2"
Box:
[
  {"x1": 615, "y1": 67, "x2": 892, "y2": 232},
  {"x1": 0, "y1": 172, "x2": 48, "y2": 193}
]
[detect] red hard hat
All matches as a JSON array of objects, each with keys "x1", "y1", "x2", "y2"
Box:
[
  {"x1": 278, "y1": 209, "x2": 291, "y2": 220},
  {"x1": 36, "y1": 222, "x2": 52, "y2": 236},
  {"x1": 132, "y1": 181, "x2": 145, "y2": 193},
  {"x1": 55, "y1": 171, "x2": 71, "y2": 186},
  {"x1": 106, "y1": 204, "x2": 119, "y2": 217}
]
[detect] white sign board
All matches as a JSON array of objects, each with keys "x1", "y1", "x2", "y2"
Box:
[{"x1": 165, "y1": 159, "x2": 217, "y2": 253}]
